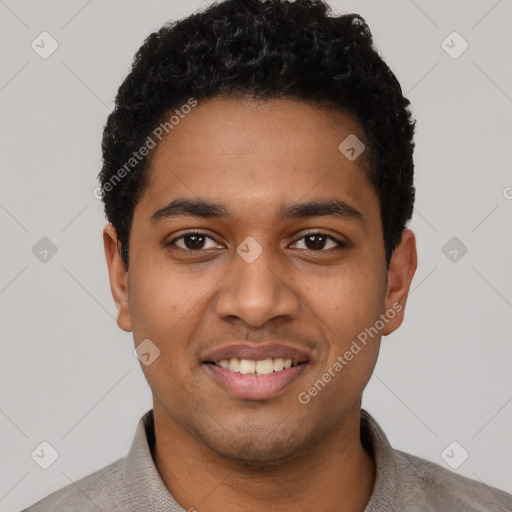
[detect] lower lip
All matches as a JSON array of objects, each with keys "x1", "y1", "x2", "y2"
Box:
[{"x1": 203, "y1": 363, "x2": 308, "y2": 400}]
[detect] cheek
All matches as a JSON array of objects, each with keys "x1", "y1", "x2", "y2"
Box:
[
  {"x1": 302, "y1": 263, "x2": 384, "y2": 376},
  {"x1": 127, "y1": 261, "x2": 213, "y2": 379},
  {"x1": 128, "y1": 259, "x2": 202, "y2": 338},
  {"x1": 304, "y1": 262, "x2": 384, "y2": 329},
  {"x1": 128, "y1": 267, "x2": 203, "y2": 405},
  {"x1": 308, "y1": 275, "x2": 382, "y2": 405}
]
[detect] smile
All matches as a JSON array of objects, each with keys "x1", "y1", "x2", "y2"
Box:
[
  {"x1": 205, "y1": 357, "x2": 303, "y2": 375},
  {"x1": 202, "y1": 358, "x2": 309, "y2": 400}
]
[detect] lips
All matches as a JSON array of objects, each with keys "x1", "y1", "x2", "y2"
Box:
[
  {"x1": 201, "y1": 343, "x2": 310, "y2": 365},
  {"x1": 201, "y1": 343, "x2": 311, "y2": 400},
  {"x1": 205, "y1": 363, "x2": 307, "y2": 400}
]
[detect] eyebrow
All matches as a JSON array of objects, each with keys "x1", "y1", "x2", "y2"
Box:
[{"x1": 150, "y1": 197, "x2": 364, "y2": 224}]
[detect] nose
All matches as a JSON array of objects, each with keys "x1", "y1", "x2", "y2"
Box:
[{"x1": 214, "y1": 242, "x2": 301, "y2": 328}]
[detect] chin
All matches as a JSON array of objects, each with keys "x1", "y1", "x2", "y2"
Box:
[
  {"x1": 202, "y1": 423, "x2": 312, "y2": 467},
  {"x1": 216, "y1": 442, "x2": 299, "y2": 467}
]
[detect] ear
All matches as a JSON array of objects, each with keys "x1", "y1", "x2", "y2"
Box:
[
  {"x1": 382, "y1": 229, "x2": 417, "y2": 336},
  {"x1": 103, "y1": 223, "x2": 133, "y2": 332}
]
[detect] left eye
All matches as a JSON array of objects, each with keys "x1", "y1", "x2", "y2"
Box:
[
  {"x1": 167, "y1": 231, "x2": 345, "y2": 252},
  {"x1": 291, "y1": 233, "x2": 345, "y2": 251}
]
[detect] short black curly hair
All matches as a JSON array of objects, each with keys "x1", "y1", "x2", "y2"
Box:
[{"x1": 99, "y1": 0, "x2": 415, "y2": 270}]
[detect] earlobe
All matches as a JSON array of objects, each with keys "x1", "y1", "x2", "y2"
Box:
[
  {"x1": 382, "y1": 229, "x2": 418, "y2": 336},
  {"x1": 103, "y1": 223, "x2": 133, "y2": 332}
]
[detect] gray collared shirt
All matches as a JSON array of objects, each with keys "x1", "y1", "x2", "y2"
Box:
[{"x1": 22, "y1": 408, "x2": 512, "y2": 511}]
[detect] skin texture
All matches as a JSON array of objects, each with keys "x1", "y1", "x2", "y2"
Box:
[{"x1": 103, "y1": 96, "x2": 417, "y2": 512}]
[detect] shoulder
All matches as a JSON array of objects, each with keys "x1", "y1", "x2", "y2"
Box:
[
  {"x1": 21, "y1": 457, "x2": 128, "y2": 512},
  {"x1": 394, "y1": 449, "x2": 512, "y2": 511}
]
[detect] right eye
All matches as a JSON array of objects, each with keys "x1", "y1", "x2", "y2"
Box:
[{"x1": 165, "y1": 231, "x2": 224, "y2": 252}]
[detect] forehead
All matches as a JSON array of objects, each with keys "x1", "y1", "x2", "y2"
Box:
[{"x1": 136, "y1": 96, "x2": 377, "y2": 223}]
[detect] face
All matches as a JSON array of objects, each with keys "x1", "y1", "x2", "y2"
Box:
[{"x1": 104, "y1": 96, "x2": 417, "y2": 463}]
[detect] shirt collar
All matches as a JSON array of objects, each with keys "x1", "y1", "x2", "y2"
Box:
[
  {"x1": 123, "y1": 409, "x2": 183, "y2": 511},
  {"x1": 122, "y1": 408, "x2": 405, "y2": 511},
  {"x1": 360, "y1": 409, "x2": 405, "y2": 511}
]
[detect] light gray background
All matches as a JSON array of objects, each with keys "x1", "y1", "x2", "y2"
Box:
[{"x1": 1, "y1": 0, "x2": 511, "y2": 510}]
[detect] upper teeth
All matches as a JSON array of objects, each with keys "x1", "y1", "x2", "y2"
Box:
[{"x1": 217, "y1": 358, "x2": 295, "y2": 375}]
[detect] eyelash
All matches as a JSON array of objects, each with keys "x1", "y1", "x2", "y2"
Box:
[{"x1": 165, "y1": 231, "x2": 348, "y2": 253}]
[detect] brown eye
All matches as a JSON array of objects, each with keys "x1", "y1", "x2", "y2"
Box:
[
  {"x1": 181, "y1": 234, "x2": 207, "y2": 250},
  {"x1": 166, "y1": 232, "x2": 221, "y2": 251},
  {"x1": 292, "y1": 232, "x2": 346, "y2": 251}
]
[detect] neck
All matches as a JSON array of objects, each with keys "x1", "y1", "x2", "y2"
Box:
[{"x1": 152, "y1": 402, "x2": 375, "y2": 512}]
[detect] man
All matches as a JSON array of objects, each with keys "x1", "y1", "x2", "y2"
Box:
[{"x1": 23, "y1": 0, "x2": 512, "y2": 510}]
